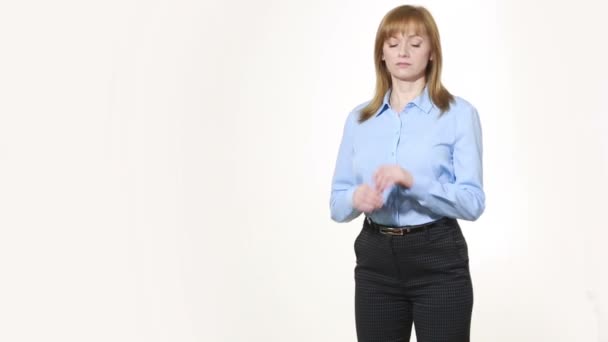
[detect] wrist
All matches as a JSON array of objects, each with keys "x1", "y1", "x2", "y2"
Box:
[{"x1": 400, "y1": 169, "x2": 413, "y2": 188}]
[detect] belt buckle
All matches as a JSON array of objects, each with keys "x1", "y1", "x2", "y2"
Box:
[{"x1": 380, "y1": 228, "x2": 410, "y2": 236}]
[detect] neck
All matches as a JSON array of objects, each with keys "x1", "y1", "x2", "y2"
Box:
[{"x1": 389, "y1": 77, "x2": 426, "y2": 113}]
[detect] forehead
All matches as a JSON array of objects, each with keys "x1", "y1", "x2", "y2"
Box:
[
  {"x1": 386, "y1": 32, "x2": 425, "y2": 40},
  {"x1": 383, "y1": 20, "x2": 428, "y2": 40}
]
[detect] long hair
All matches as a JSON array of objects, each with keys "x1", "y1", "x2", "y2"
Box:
[{"x1": 359, "y1": 5, "x2": 453, "y2": 122}]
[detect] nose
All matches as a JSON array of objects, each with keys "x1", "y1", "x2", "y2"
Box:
[{"x1": 398, "y1": 43, "x2": 409, "y2": 57}]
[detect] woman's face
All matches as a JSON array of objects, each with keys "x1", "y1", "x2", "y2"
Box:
[{"x1": 382, "y1": 30, "x2": 432, "y2": 82}]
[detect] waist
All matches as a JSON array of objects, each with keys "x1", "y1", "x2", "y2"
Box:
[{"x1": 364, "y1": 216, "x2": 456, "y2": 236}]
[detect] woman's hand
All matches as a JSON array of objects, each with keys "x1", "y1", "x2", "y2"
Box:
[
  {"x1": 373, "y1": 165, "x2": 413, "y2": 193},
  {"x1": 353, "y1": 184, "x2": 383, "y2": 213}
]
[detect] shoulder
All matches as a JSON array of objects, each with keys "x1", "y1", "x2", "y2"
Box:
[
  {"x1": 351, "y1": 100, "x2": 371, "y2": 114},
  {"x1": 350, "y1": 100, "x2": 372, "y2": 119},
  {"x1": 343, "y1": 100, "x2": 372, "y2": 127},
  {"x1": 449, "y1": 96, "x2": 478, "y2": 116},
  {"x1": 440, "y1": 96, "x2": 480, "y2": 124},
  {"x1": 445, "y1": 96, "x2": 482, "y2": 135}
]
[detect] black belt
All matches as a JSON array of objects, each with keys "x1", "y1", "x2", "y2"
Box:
[{"x1": 365, "y1": 216, "x2": 453, "y2": 236}]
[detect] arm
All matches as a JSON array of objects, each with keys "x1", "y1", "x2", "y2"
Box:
[
  {"x1": 405, "y1": 105, "x2": 486, "y2": 221},
  {"x1": 330, "y1": 112, "x2": 362, "y2": 222}
]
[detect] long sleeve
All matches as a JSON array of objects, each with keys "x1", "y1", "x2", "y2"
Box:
[
  {"x1": 330, "y1": 112, "x2": 362, "y2": 223},
  {"x1": 405, "y1": 105, "x2": 486, "y2": 221}
]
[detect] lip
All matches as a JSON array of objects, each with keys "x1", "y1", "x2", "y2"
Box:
[{"x1": 396, "y1": 62, "x2": 411, "y2": 67}]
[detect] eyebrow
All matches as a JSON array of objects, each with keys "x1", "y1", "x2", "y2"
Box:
[{"x1": 388, "y1": 34, "x2": 424, "y2": 39}]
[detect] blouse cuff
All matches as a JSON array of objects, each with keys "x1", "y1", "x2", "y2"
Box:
[
  {"x1": 404, "y1": 172, "x2": 433, "y2": 205},
  {"x1": 345, "y1": 187, "x2": 357, "y2": 212}
]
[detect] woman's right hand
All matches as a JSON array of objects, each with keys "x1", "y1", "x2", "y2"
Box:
[{"x1": 353, "y1": 184, "x2": 383, "y2": 213}]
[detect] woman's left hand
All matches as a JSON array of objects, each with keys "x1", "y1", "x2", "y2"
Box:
[{"x1": 373, "y1": 165, "x2": 414, "y2": 193}]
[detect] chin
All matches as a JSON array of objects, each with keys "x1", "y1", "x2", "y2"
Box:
[{"x1": 393, "y1": 73, "x2": 424, "y2": 82}]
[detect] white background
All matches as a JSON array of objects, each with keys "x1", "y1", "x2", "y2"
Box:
[{"x1": 1, "y1": 0, "x2": 607, "y2": 341}]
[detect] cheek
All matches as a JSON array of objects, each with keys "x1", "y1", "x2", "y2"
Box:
[
  {"x1": 415, "y1": 49, "x2": 431, "y2": 63},
  {"x1": 382, "y1": 55, "x2": 396, "y2": 71},
  {"x1": 417, "y1": 58, "x2": 429, "y2": 70},
  {"x1": 411, "y1": 55, "x2": 431, "y2": 71},
  {"x1": 382, "y1": 48, "x2": 393, "y2": 62}
]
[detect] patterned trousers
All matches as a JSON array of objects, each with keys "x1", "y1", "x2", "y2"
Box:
[{"x1": 354, "y1": 217, "x2": 473, "y2": 342}]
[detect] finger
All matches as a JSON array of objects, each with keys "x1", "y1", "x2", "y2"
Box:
[
  {"x1": 369, "y1": 183, "x2": 382, "y2": 196},
  {"x1": 371, "y1": 199, "x2": 383, "y2": 210},
  {"x1": 373, "y1": 172, "x2": 381, "y2": 189},
  {"x1": 375, "y1": 173, "x2": 384, "y2": 191},
  {"x1": 374, "y1": 166, "x2": 387, "y2": 181},
  {"x1": 354, "y1": 187, "x2": 368, "y2": 210},
  {"x1": 355, "y1": 199, "x2": 371, "y2": 213},
  {"x1": 378, "y1": 175, "x2": 389, "y2": 192},
  {"x1": 362, "y1": 196, "x2": 381, "y2": 210},
  {"x1": 365, "y1": 199, "x2": 380, "y2": 211},
  {"x1": 361, "y1": 203, "x2": 375, "y2": 213},
  {"x1": 374, "y1": 194, "x2": 384, "y2": 208},
  {"x1": 384, "y1": 173, "x2": 398, "y2": 190},
  {"x1": 380, "y1": 179, "x2": 392, "y2": 193},
  {"x1": 357, "y1": 185, "x2": 371, "y2": 200},
  {"x1": 382, "y1": 175, "x2": 392, "y2": 191},
  {"x1": 360, "y1": 186, "x2": 373, "y2": 198},
  {"x1": 365, "y1": 192, "x2": 382, "y2": 209},
  {"x1": 361, "y1": 196, "x2": 377, "y2": 208},
  {"x1": 382, "y1": 172, "x2": 394, "y2": 188}
]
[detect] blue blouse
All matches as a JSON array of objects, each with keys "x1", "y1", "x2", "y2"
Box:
[{"x1": 330, "y1": 86, "x2": 485, "y2": 225}]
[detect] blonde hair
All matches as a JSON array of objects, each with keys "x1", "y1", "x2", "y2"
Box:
[{"x1": 359, "y1": 5, "x2": 453, "y2": 122}]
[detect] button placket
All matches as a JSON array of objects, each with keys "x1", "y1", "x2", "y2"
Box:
[{"x1": 392, "y1": 116, "x2": 402, "y2": 159}]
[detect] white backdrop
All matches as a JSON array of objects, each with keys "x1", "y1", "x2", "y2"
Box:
[{"x1": 1, "y1": 0, "x2": 607, "y2": 341}]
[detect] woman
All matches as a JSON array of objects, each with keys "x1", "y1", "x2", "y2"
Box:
[{"x1": 330, "y1": 5, "x2": 485, "y2": 342}]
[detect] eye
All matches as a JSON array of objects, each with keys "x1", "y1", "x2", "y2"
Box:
[
  {"x1": 389, "y1": 44, "x2": 398, "y2": 48},
  {"x1": 411, "y1": 43, "x2": 421, "y2": 48}
]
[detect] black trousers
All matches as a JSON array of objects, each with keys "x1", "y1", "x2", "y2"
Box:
[{"x1": 354, "y1": 217, "x2": 473, "y2": 342}]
